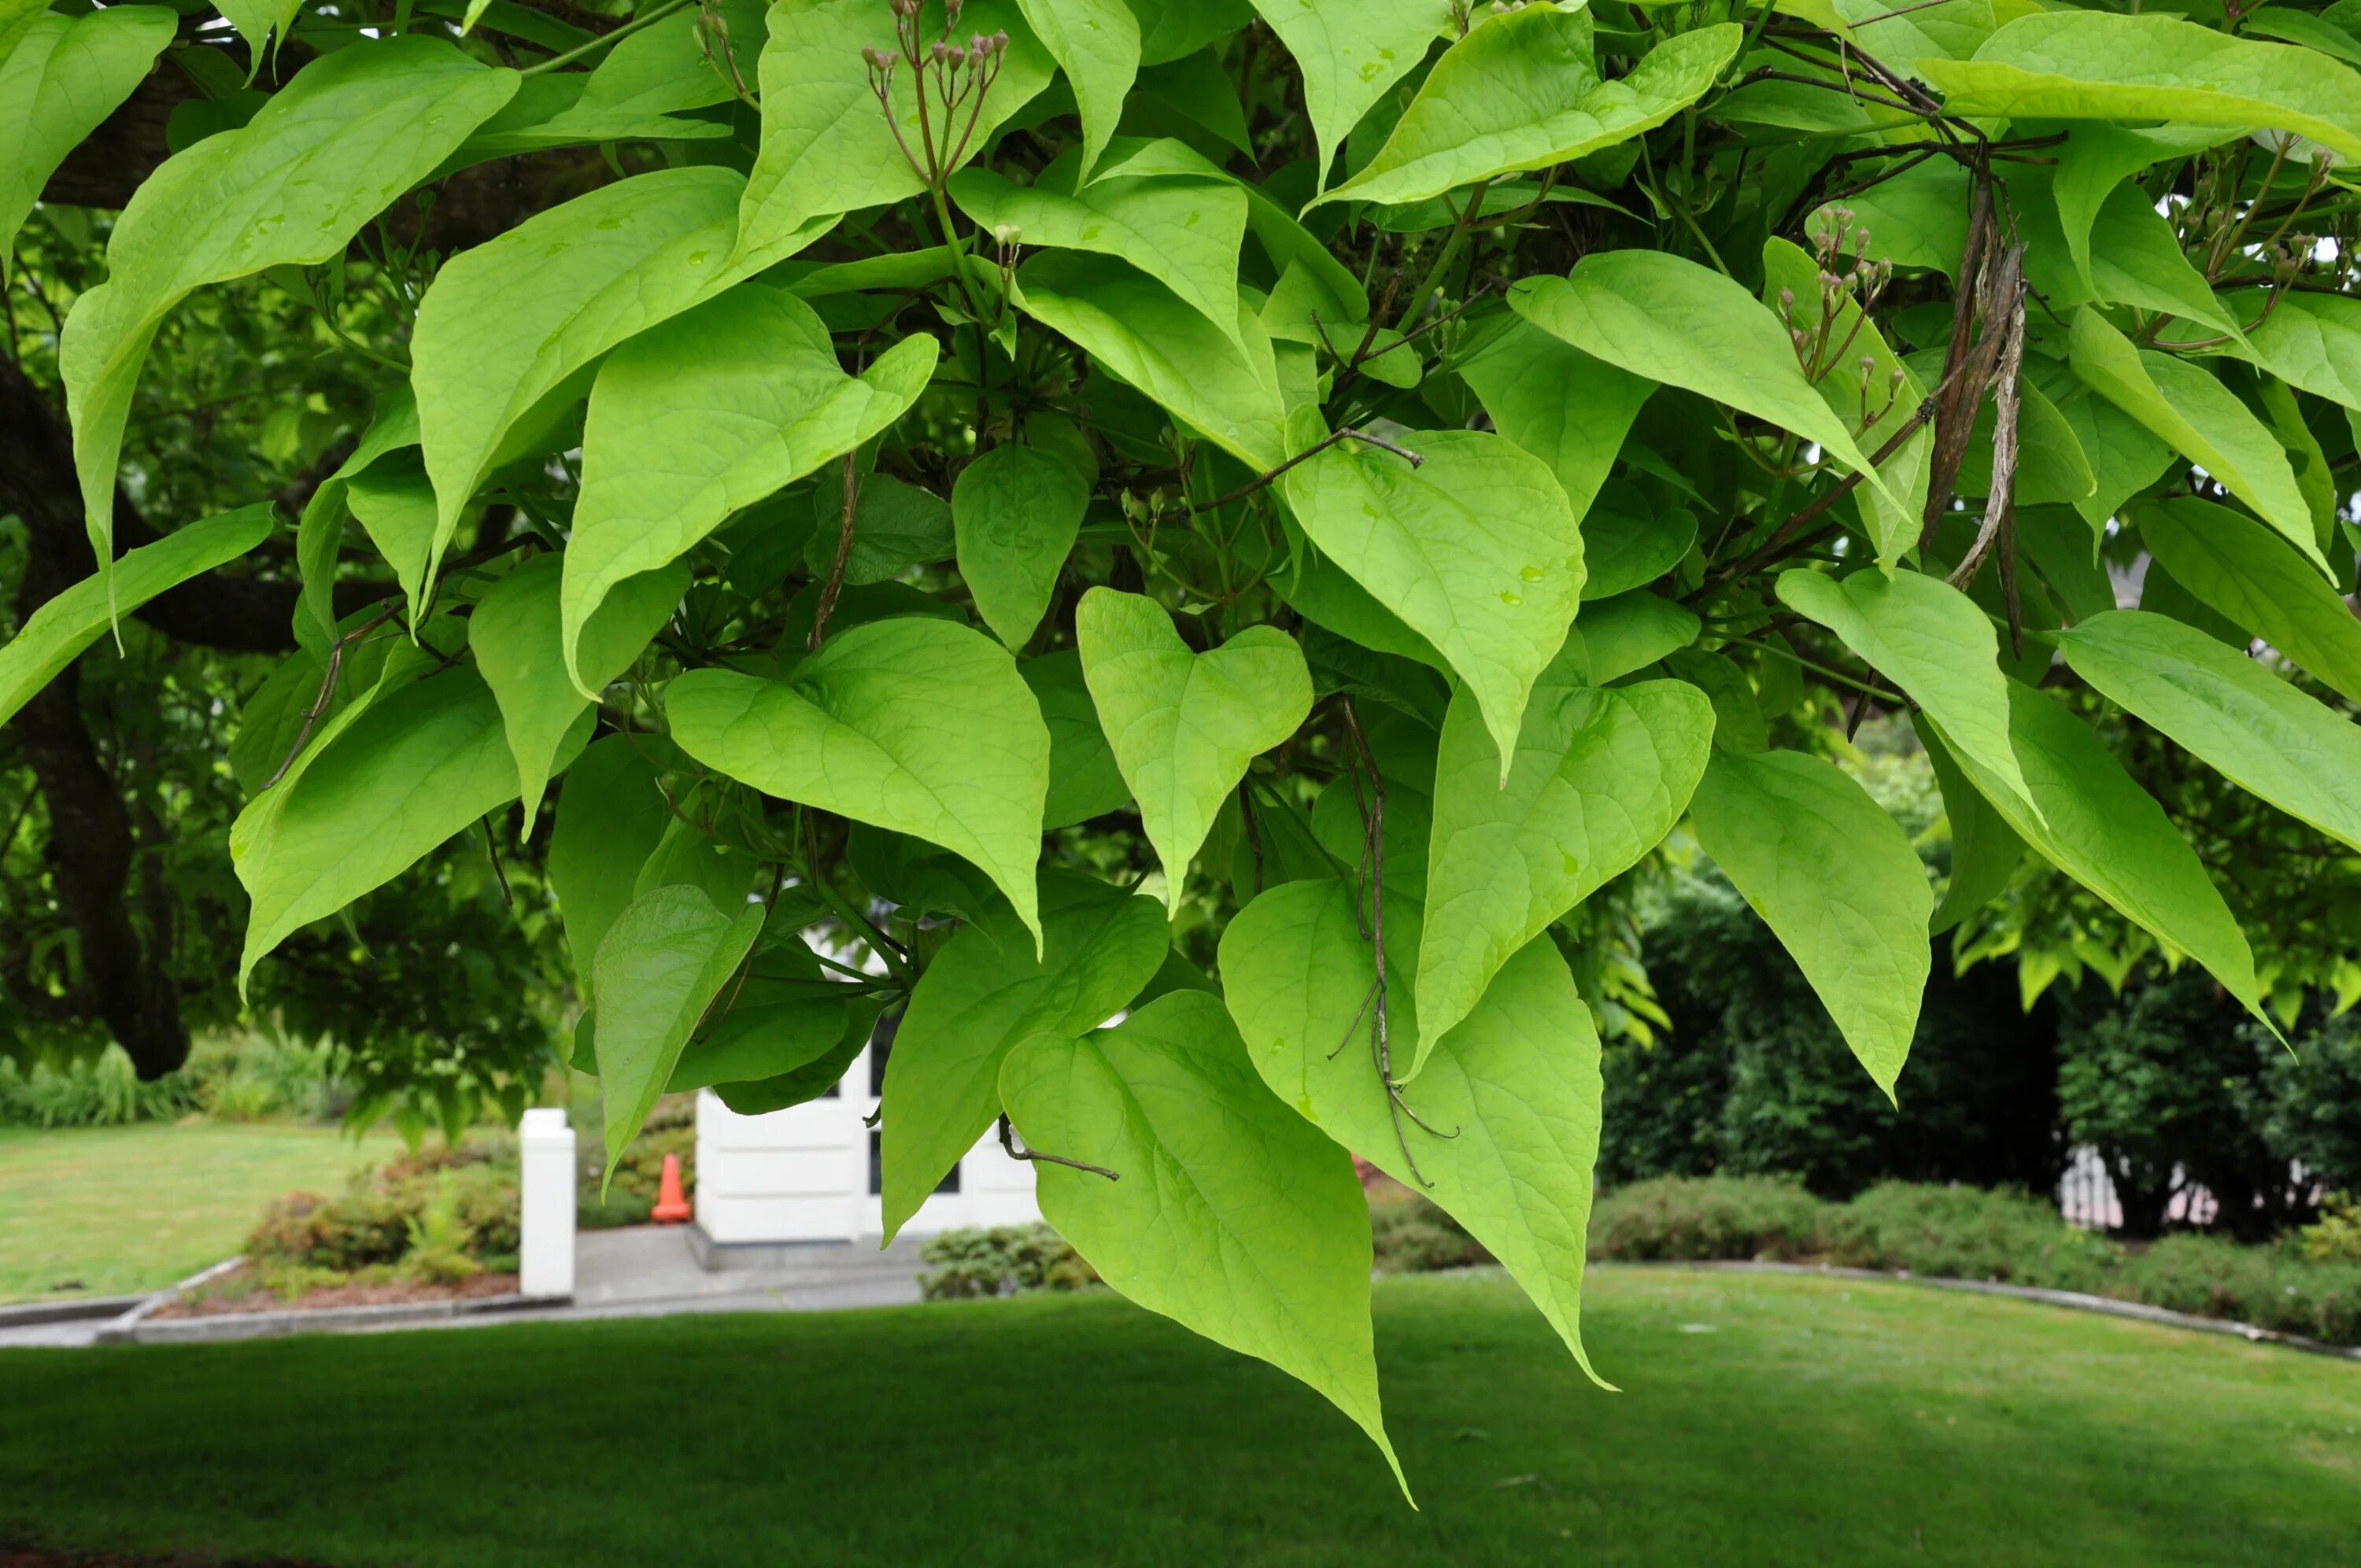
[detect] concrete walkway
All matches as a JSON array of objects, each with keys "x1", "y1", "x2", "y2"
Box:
[{"x1": 0, "y1": 1229, "x2": 929, "y2": 1348}]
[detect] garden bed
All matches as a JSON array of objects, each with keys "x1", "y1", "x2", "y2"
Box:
[{"x1": 150, "y1": 1264, "x2": 520, "y2": 1319}]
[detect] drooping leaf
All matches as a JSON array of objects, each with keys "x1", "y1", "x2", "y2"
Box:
[
  {"x1": 592, "y1": 883, "x2": 766, "y2": 1175},
  {"x1": 1014, "y1": 0, "x2": 1139, "y2": 179},
  {"x1": 1246, "y1": 0, "x2": 1446, "y2": 190},
  {"x1": 881, "y1": 875, "x2": 1167, "y2": 1238},
  {"x1": 1321, "y1": 9, "x2": 1740, "y2": 210},
  {"x1": 1221, "y1": 879, "x2": 1610, "y2": 1386},
  {"x1": 2234, "y1": 290, "x2": 2361, "y2": 415},
  {"x1": 1663, "y1": 648, "x2": 1767, "y2": 755},
  {"x1": 0, "y1": 504, "x2": 275, "y2": 731},
  {"x1": 665, "y1": 616, "x2": 1051, "y2": 947},
  {"x1": 1020, "y1": 651, "x2": 1134, "y2": 828},
  {"x1": 1918, "y1": 13, "x2": 2361, "y2": 163},
  {"x1": 548, "y1": 733, "x2": 674, "y2": 987},
  {"x1": 62, "y1": 39, "x2": 516, "y2": 595},
  {"x1": 213, "y1": 0, "x2": 303, "y2": 71},
  {"x1": 471, "y1": 554, "x2": 686, "y2": 836},
  {"x1": 2135, "y1": 496, "x2": 2361, "y2": 707},
  {"x1": 564, "y1": 282, "x2": 937, "y2": 692},
  {"x1": 0, "y1": 7, "x2": 175, "y2": 275},
  {"x1": 342, "y1": 459, "x2": 442, "y2": 616},
  {"x1": 999, "y1": 989, "x2": 1403, "y2": 1489},
  {"x1": 1076, "y1": 588, "x2": 1313, "y2": 912},
  {"x1": 1577, "y1": 590, "x2": 1701, "y2": 684},
  {"x1": 1013, "y1": 250, "x2": 1285, "y2": 470},
  {"x1": 2033, "y1": 358, "x2": 2174, "y2": 532},
  {"x1": 1456, "y1": 317, "x2": 1654, "y2": 527},
  {"x1": 1417, "y1": 646, "x2": 1714, "y2": 1050},
  {"x1": 2048, "y1": 124, "x2": 2234, "y2": 298},
  {"x1": 1689, "y1": 749, "x2": 1934, "y2": 1098},
  {"x1": 1581, "y1": 507, "x2": 1698, "y2": 603},
  {"x1": 669, "y1": 945, "x2": 871, "y2": 1095},
  {"x1": 954, "y1": 444, "x2": 1091, "y2": 649},
  {"x1": 2079, "y1": 183, "x2": 2245, "y2": 344},
  {"x1": 1282, "y1": 429, "x2": 1584, "y2": 769},
  {"x1": 294, "y1": 389, "x2": 419, "y2": 659},
  {"x1": 2067, "y1": 308, "x2": 2323, "y2": 574},
  {"x1": 2060, "y1": 610, "x2": 2361, "y2": 855},
  {"x1": 1916, "y1": 719, "x2": 2026, "y2": 935},
  {"x1": 1513, "y1": 253, "x2": 1902, "y2": 513},
  {"x1": 459, "y1": 9, "x2": 745, "y2": 154}
]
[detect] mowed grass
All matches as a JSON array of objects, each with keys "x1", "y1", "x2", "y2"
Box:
[
  {"x1": 0, "y1": 1123, "x2": 386, "y2": 1303},
  {"x1": 4, "y1": 1267, "x2": 2357, "y2": 1566}
]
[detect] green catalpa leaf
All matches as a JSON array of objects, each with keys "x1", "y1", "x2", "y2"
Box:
[
  {"x1": 1015, "y1": 0, "x2": 1139, "y2": 179},
  {"x1": 2060, "y1": 610, "x2": 2361, "y2": 856},
  {"x1": 2031, "y1": 357, "x2": 2174, "y2": 533},
  {"x1": 1689, "y1": 748, "x2": 1933, "y2": 1098},
  {"x1": 2049, "y1": 124, "x2": 2234, "y2": 299},
  {"x1": 2068, "y1": 308, "x2": 2326, "y2": 577},
  {"x1": 1416, "y1": 645, "x2": 1714, "y2": 1052},
  {"x1": 413, "y1": 168, "x2": 759, "y2": 595},
  {"x1": 1020, "y1": 651, "x2": 1134, "y2": 828},
  {"x1": 1761, "y1": 237, "x2": 1930, "y2": 563},
  {"x1": 214, "y1": 0, "x2": 302, "y2": 72},
  {"x1": 1917, "y1": 13, "x2": 2361, "y2": 164},
  {"x1": 1221, "y1": 879, "x2": 1609, "y2": 1388},
  {"x1": 708, "y1": 997, "x2": 888, "y2": 1116},
  {"x1": 342, "y1": 458, "x2": 441, "y2": 615},
  {"x1": 235, "y1": 665, "x2": 590, "y2": 989},
  {"x1": 1663, "y1": 647, "x2": 1766, "y2": 756},
  {"x1": 2246, "y1": 8, "x2": 2361, "y2": 68},
  {"x1": 1775, "y1": 569, "x2": 2031, "y2": 808},
  {"x1": 1077, "y1": 588, "x2": 1314, "y2": 913},
  {"x1": 1013, "y1": 250, "x2": 1285, "y2": 470},
  {"x1": 548, "y1": 733, "x2": 676, "y2": 987},
  {"x1": 1577, "y1": 589, "x2": 1701, "y2": 684},
  {"x1": 294, "y1": 389, "x2": 419, "y2": 659},
  {"x1": 471, "y1": 554, "x2": 686, "y2": 837},
  {"x1": 948, "y1": 157, "x2": 1247, "y2": 343},
  {"x1": 592, "y1": 883, "x2": 767, "y2": 1177},
  {"x1": 2136, "y1": 497, "x2": 2361, "y2": 707},
  {"x1": 1282, "y1": 429, "x2": 1584, "y2": 771},
  {"x1": 1927, "y1": 677, "x2": 2270, "y2": 1026},
  {"x1": 1247, "y1": 0, "x2": 1447, "y2": 193},
  {"x1": 1001, "y1": 989, "x2": 1404, "y2": 1492},
  {"x1": 1513, "y1": 253, "x2": 1902, "y2": 514},
  {"x1": 2078, "y1": 183, "x2": 2245, "y2": 345},
  {"x1": 953, "y1": 444, "x2": 1091, "y2": 649},
  {"x1": 460, "y1": 9, "x2": 745, "y2": 154},
  {"x1": 668, "y1": 947, "x2": 874, "y2": 1096},
  {"x1": 1321, "y1": 7, "x2": 1740, "y2": 210},
  {"x1": 564, "y1": 282, "x2": 937, "y2": 694},
  {"x1": 2233, "y1": 290, "x2": 2361, "y2": 415},
  {"x1": 881, "y1": 875, "x2": 1168, "y2": 1239},
  {"x1": 1916, "y1": 719, "x2": 2026, "y2": 935},
  {"x1": 666, "y1": 616, "x2": 1051, "y2": 948},
  {"x1": 0, "y1": 6, "x2": 174, "y2": 275},
  {"x1": 1456, "y1": 317, "x2": 1654, "y2": 530},
  {"x1": 804, "y1": 469, "x2": 956, "y2": 587},
  {"x1": 0, "y1": 504, "x2": 273, "y2": 731},
  {"x1": 1130, "y1": 0, "x2": 1250, "y2": 65},
  {"x1": 1581, "y1": 506, "x2": 1698, "y2": 602},
  {"x1": 1820, "y1": 156, "x2": 1969, "y2": 279},
  {"x1": 62, "y1": 39, "x2": 515, "y2": 600},
  {"x1": 736, "y1": 0, "x2": 1051, "y2": 264}
]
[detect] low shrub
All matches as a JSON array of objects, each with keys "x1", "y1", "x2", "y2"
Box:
[
  {"x1": 0, "y1": 1046, "x2": 198, "y2": 1127},
  {"x1": 1587, "y1": 1176, "x2": 1827, "y2": 1263},
  {"x1": 1369, "y1": 1192, "x2": 1490, "y2": 1274},
  {"x1": 0, "y1": 1034, "x2": 349, "y2": 1129},
  {"x1": 918, "y1": 1225, "x2": 1097, "y2": 1301},
  {"x1": 2123, "y1": 1235, "x2": 2361, "y2": 1346},
  {"x1": 1821, "y1": 1182, "x2": 2119, "y2": 1293},
  {"x1": 248, "y1": 1138, "x2": 517, "y2": 1274},
  {"x1": 2300, "y1": 1194, "x2": 2361, "y2": 1264}
]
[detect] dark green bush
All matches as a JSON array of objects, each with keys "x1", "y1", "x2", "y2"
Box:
[
  {"x1": 1587, "y1": 1176, "x2": 1827, "y2": 1263},
  {"x1": 1821, "y1": 1182, "x2": 2119, "y2": 1293},
  {"x1": 918, "y1": 1226, "x2": 1097, "y2": 1301},
  {"x1": 2123, "y1": 1236, "x2": 2361, "y2": 1346},
  {"x1": 1369, "y1": 1193, "x2": 1490, "y2": 1274}
]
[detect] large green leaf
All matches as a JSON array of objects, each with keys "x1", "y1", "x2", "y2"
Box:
[
  {"x1": 2067, "y1": 308, "x2": 2323, "y2": 575},
  {"x1": 0, "y1": 505, "x2": 274, "y2": 731},
  {"x1": 214, "y1": 0, "x2": 302, "y2": 68},
  {"x1": 2060, "y1": 610, "x2": 2361, "y2": 855},
  {"x1": 999, "y1": 990, "x2": 1402, "y2": 1489},
  {"x1": 1221, "y1": 879, "x2": 1609, "y2": 1386},
  {"x1": 2235, "y1": 290, "x2": 2361, "y2": 415},
  {"x1": 1021, "y1": 651, "x2": 1133, "y2": 828},
  {"x1": 2034, "y1": 358, "x2": 2174, "y2": 532},
  {"x1": 1416, "y1": 648, "x2": 1714, "y2": 1052},
  {"x1": 294, "y1": 389, "x2": 419, "y2": 659},
  {"x1": 665, "y1": 617, "x2": 1051, "y2": 947},
  {"x1": 592, "y1": 884, "x2": 767, "y2": 1176},
  {"x1": 0, "y1": 7, "x2": 174, "y2": 275},
  {"x1": 1015, "y1": 0, "x2": 1139, "y2": 178},
  {"x1": 62, "y1": 39, "x2": 515, "y2": 596},
  {"x1": 2080, "y1": 183, "x2": 2244, "y2": 343},
  {"x1": 1927, "y1": 678, "x2": 2268, "y2": 1024},
  {"x1": 471, "y1": 554, "x2": 686, "y2": 837},
  {"x1": 458, "y1": 9, "x2": 743, "y2": 154},
  {"x1": 1513, "y1": 253, "x2": 1901, "y2": 513},
  {"x1": 412, "y1": 168, "x2": 760, "y2": 593},
  {"x1": 1689, "y1": 749, "x2": 1933, "y2": 1097},
  {"x1": 1456, "y1": 318, "x2": 1653, "y2": 528},
  {"x1": 2049, "y1": 124, "x2": 2234, "y2": 299},
  {"x1": 1322, "y1": 9, "x2": 1739, "y2": 209},
  {"x1": 1577, "y1": 590, "x2": 1701, "y2": 684},
  {"x1": 1282, "y1": 429, "x2": 1584, "y2": 769},
  {"x1": 1916, "y1": 720, "x2": 2025, "y2": 935},
  {"x1": 342, "y1": 459, "x2": 441, "y2": 616},
  {"x1": 548, "y1": 734, "x2": 674, "y2": 986},
  {"x1": 1076, "y1": 589, "x2": 1313, "y2": 912},
  {"x1": 1247, "y1": 0, "x2": 1446, "y2": 190},
  {"x1": 881, "y1": 876, "x2": 1167, "y2": 1239},
  {"x1": 1918, "y1": 13, "x2": 2361, "y2": 163},
  {"x1": 1013, "y1": 251, "x2": 1284, "y2": 470},
  {"x1": 1775, "y1": 569, "x2": 2030, "y2": 807},
  {"x1": 564, "y1": 283, "x2": 937, "y2": 692},
  {"x1": 2135, "y1": 497, "x2": 2361, "y2": 707},
  {"x1": 949, "y1": 157, "x2": 1246, "y2": 342},
  {"x1": 234, "y1": 665, "x2": 589, "y2": 987},
  {"x1": 735, "y1": 0, "x2": 1051, "y2": 264},
  {"x1": 954, "y1": 444, "x2": 1091, "y2": 650}
]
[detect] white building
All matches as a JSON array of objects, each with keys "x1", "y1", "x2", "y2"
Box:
[{"x1": 689, "y1": 1013, "x2": 1041, "y2": 1261}]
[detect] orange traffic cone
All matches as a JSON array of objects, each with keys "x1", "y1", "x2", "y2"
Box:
[{"x1": 650, "y1": 1153, "x2": 693, "y2": 1225}]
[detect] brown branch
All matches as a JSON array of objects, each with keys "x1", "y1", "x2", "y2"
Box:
[
  {"x1": 808, "y1": 452, "x2": 862, "y2": 651},
  {"x1": 997, "y1": 1114, "x2": 1120, "y2": 1182}
]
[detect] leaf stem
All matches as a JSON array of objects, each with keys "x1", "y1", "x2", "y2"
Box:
[{"x1": 519, "y1": 0, "x2": 692, "y2": 76}]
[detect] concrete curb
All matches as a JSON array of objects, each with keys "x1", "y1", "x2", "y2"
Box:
[
  {"x1": 87, "y1": 1255, "x2": 569, "y2": 1345},
  {"x1": 0, "y1": 1293, "x2": 149, "y2": 1330},
  {"x1": 1605, "y1": 1258, "x2": 2361, "y2": 1362}
]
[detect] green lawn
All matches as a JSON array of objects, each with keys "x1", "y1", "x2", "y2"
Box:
[
  {"x1": 3, "y1": 1268, "x2": 2355, "y2": 1566},
  {"x1": 0, "y1": 1123, "x2": 386, "y2": 1304}
]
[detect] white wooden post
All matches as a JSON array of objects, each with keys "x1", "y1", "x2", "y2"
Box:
[{"x1": 518, "y1": 1107, "x2": 576, "y2": 1297}]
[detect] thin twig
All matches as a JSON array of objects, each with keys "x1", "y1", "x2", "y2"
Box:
[
  {"x1": 262, "y1": 601, "x2": 399, "y2": 790},
  {"x1": 998, "y1": 1114, "x2": 1120, "y2": 1181},
  {"x1": 808, "y1": 451, "x2": 862, "y2": 651},
  {"x1": 1191, "y1": 426, "x2": 1424, "y2": 515}
]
